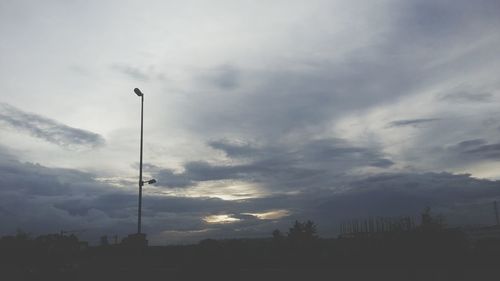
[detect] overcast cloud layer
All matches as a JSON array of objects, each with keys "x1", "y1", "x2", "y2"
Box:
[{"x1": 1, "y1": 0, "x2": 500, "y2": 244}]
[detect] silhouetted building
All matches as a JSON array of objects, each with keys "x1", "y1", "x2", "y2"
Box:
[{"x1": 121, "y1": 233, "x2": 148, "y2": 248}]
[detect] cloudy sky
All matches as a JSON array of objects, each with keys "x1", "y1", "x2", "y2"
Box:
[{"x1": 1, "y1": 0, "x2": 500, "y2": 244}]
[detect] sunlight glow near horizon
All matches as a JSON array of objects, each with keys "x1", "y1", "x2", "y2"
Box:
[
  {"x1": 203, "y1": 214, "x2": 241, "y2": 224},
  {"x1": 148, "y1": 180, "x2": 270, "y2": 201},
  {"x1": 203, "y1": 210, "x2": 290, "y2": 225},
  {"x1": 242, "y1": 209, "x2": 291, "y2": 220}
]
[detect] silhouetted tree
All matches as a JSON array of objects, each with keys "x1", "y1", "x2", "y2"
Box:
[
  {"x1": 419, "y1": 207, "x2": 445, "y2": 232},
  {"x1": 272, "y1": 229, "x2": 285, "y2": 243},
  {"x1": 287, "y1": 220, "x2": 318, "y2": 242}
]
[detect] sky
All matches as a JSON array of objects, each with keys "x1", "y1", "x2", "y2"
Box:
[{"x1": 1, "y1": 0, "x2": 500, "y2": 245}]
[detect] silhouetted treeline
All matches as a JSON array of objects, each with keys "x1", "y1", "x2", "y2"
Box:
[{"x1": 2, "y1": 216, "x2": 500, "y2": 280}]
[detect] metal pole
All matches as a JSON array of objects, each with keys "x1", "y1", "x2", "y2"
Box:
[{"x1": 138, "y1": 95, "x2": 144, "y2": 234}]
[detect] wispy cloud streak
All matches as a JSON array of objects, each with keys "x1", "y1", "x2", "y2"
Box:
[
  {"x1": 387, "y1": 118, "x2": 440, "y2": 128},
  {"x1": 0, "y1": 103, "x2": 105, "y2": 149}
]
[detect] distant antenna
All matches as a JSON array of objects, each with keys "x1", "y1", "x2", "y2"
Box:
[{"x1": 494, "y1": 201, "x2": 500, "y2": 226}]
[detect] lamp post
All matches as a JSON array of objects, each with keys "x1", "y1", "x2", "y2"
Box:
[{"x1": 133, "y1": 88, "x2": 156, "y2": 235}]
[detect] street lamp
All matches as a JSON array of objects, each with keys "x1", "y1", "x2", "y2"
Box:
[{"x1": 133, "y1": 87, "x2": 156, "y2": 235}]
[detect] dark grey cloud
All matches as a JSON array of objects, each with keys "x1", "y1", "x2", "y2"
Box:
[
  {"x1": 201, "y1": 64, "x2": 240, "y2": 90},
  {"x1": 52, "y1": 193, "x2": 232, "y2": 221},
  {"x1": 445, "y1": 139, "x2": 500, "y2": 161},
  {"x1": 208, "y1": 139, "x2": 260, "y2": 158},
  {"x1": 0, "y1": 149, "x2": 121, "y2": 240},
  {"x1": 395, "y1": 0, "x2": 500, "y2": 47},
  {"x1": 111, "y1": 64, "x2": 167, "y2": 82},
  {"x1": 0, "y1": 103, "x2": 105, "y2": 149},
  {"x1": 0, "y1": 148, "x2": 179, "y2": 241},
  {"x1": 369, "y1": 158, "x2": 395, "y2": 168},
  {"x1": 0, "y1": 145, "x2": 293, "y2": 243},
  {"x1": 111, "y1": 64, "x2": 150, "y2": 81},
  {"x1": 387, "y1": 118, "x2": 440, "y2": 128},
  {"x1": 184, "y1": 60, "x2": 427, "y2": 139},
  {"x1": 396, "y1": 112, "x2": 500, "y2": 170},
  {"x1": 454, "y1": 139, "x2": 488, "y2": 150},
  {"x1": 155, "y1": 169, "x2": 193, "y2": 188},
  {"x1": 462, "y1": 143, "x2": 500, "y2": 160},
  {"x1": 0, "y1": 151, "x2": 107, "y2": 198},
  {"x1": 155, "y1": 138, "x2": 393, "y2": 189},
  {"x1": 439, "y1": 91, "x2": 493, "y2": 103},
  {"x1": 2, "y1": 143, "x2": 500, "y2": 244}
]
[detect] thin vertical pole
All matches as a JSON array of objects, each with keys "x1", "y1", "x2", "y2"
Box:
[{"x1": 138, "y1": 95, "x2": 144, "y2": 234}]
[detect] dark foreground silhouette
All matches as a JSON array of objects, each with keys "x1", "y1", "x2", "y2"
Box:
[{"x1": 2, "y1": 217, "x2": 500, "y2": 280}]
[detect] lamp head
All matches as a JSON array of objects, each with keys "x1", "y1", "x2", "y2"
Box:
[
  {"x1": 134, "y1": 88, "x2": 144, "y2": 97},
  {"x1": 142, "y1": 179, "x2": 157, "y2": 185}
]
